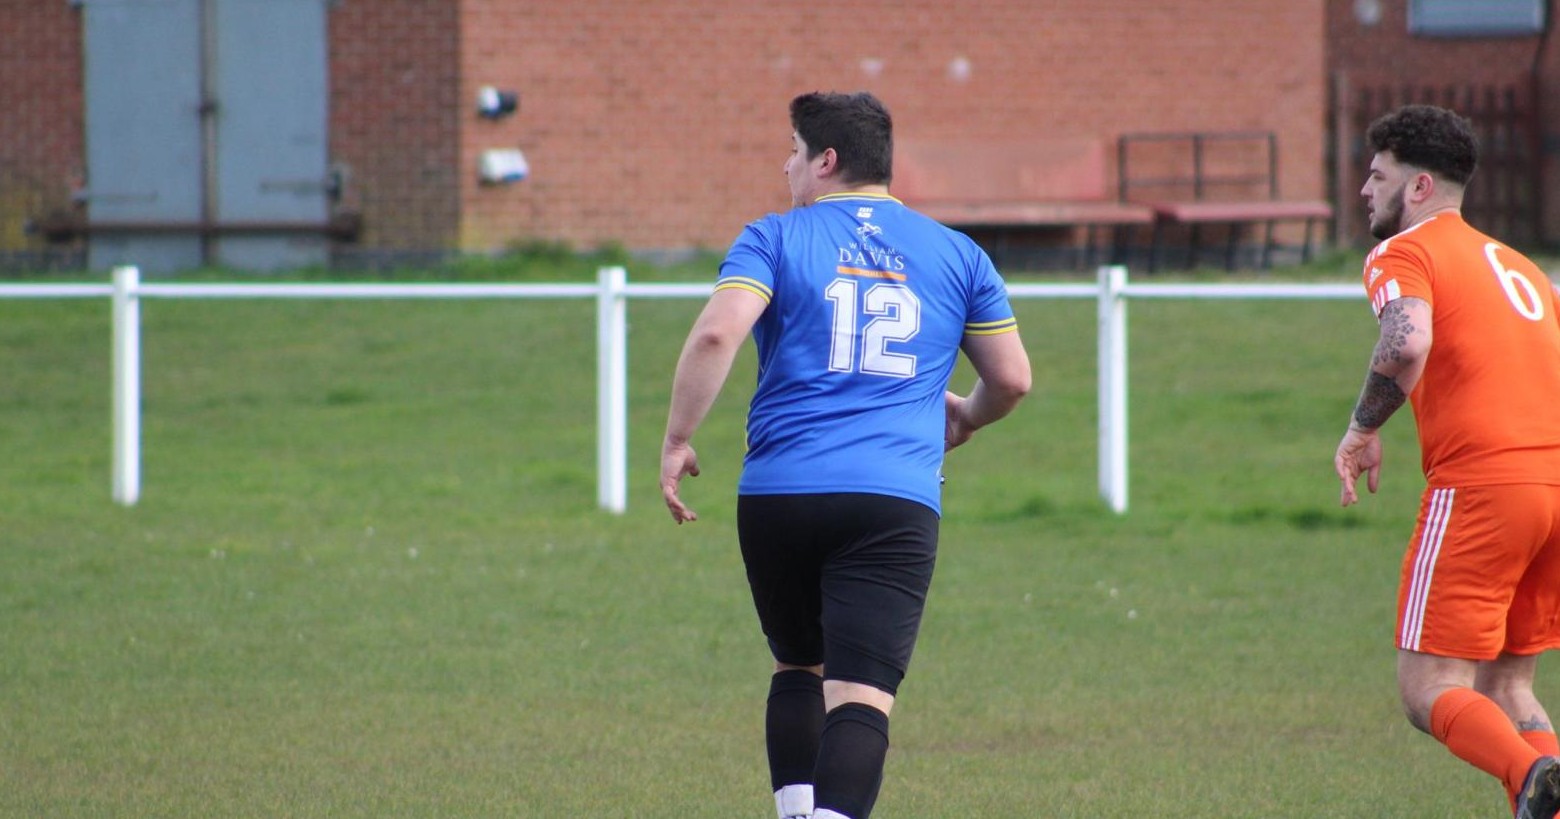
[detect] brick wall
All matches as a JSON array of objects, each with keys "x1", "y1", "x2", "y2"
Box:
[
  {"x1": 459, "y1": 0, "x2": 1328, "y2": 255},
  {"x1": 0, "y1": 0, "x2": 1333, "y2": 263},
  {"x1": 1327, "y1": 0, "x2": 1559, "y2": 245},
  {"x1": 329, "y1": 0, "x2": 461, "y2": 255},
  {"x1": 0, "y1": 2, "x2": 83, "y2": 255},
  {"x1": 1329, "y1": 0, "x2": 1550, "y2": 82}
]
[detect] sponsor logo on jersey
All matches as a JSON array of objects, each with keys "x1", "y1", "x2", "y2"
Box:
[{"x1": 837, "y1": 243, "x2": 908, "y2": 280}]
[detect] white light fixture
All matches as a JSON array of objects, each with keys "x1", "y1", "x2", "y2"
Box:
[
  {"x1": 479, "y1": 148, "x2": 529, "y2": 184},
  {"x1": 477, "y1": 86, "x2": 519, "y2": 119}
]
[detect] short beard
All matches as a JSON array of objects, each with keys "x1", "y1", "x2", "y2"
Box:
[{"x1": 1369, "y1": 187, "x2": 1406, "y2": 240}]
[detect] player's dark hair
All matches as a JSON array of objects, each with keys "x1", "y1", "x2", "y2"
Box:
[
  {"x1": 789, "y1": 91, "x2": 893, "y2": 185},
  {"x1": 1366, "y1": 104, "x2": 1478, "y2": 186}
]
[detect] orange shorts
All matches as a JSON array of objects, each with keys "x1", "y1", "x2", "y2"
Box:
[{"x1": 1398, "y1": 483, "x2": 1560, "y2": 659}]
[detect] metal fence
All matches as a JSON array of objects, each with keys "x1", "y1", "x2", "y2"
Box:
[{"x1": 0, "y1": 265, "x2": 1361, "y2": 514}]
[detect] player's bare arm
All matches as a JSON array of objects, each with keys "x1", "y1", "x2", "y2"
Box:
[
  {"x1": 661, "y1": 288, "x2": 767, "y2": 523},
  {"x1": 946, "y1": 330, "x2": 1031, "y2": 451},
  {"x1": 1354, "y1": 371, "x2": 1407, "y2": 430},
  {"x1": 1336, "y1": 296, "x2": 1431, "y2": 505},
  {"x1": 1355, "y1": 296, "x2": 1431, "y2": 429}
]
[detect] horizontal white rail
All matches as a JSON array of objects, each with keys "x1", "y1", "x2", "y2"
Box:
[
  {"x1": 1, "y1": 265, "x2": 1362, "y2": 514},
  {"x1": 0, "y1": 283, "x2": 115, "y2": 298},
  {"x1": 1122, "y1": 282, "x2": 1360, "y2": 300},
  {"x1": 130, "y1": 282, "x2": 603, "y2": 299}
]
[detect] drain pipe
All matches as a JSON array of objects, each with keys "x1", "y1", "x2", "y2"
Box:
[{"x1": 198, "y1": 0, "x2": 219, "y2": 266}]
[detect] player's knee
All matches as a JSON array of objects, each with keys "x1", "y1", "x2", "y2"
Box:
[
  {"x1": 1473, "y1": 675, "x2": 1509, "y2": 700},
  {"x1": 1474, "y1": 676, "x2": 1537, "y2": 714},
  {"x1": 1399, "y1": 696, "x2": 1434, "y2": 734},
  {"x1": 824, "y1": 679, "x2": 895, "y2": 715},
  {"x1": 1396, "y1": 679, "x2": 1446, "y2": 734}
]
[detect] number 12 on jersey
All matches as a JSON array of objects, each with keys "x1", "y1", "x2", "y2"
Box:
[{"x1": 824, "y1": 278, "x2": 922, "y2": 378}]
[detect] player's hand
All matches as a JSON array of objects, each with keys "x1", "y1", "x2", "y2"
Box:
[
  {"x1": 1334, "y1": 425, "x2": 1383, "y2": 507},
  {"x1": 660, "y1": 439, "x2": 701, "y2": 523},
  {"x1": 944, "y1": 391, "x2": 976, "y2": 451}
]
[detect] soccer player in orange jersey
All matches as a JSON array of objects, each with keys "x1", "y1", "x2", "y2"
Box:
[{"x1": 1334, "y1": 104, "x2": 1560, "y2": 819}]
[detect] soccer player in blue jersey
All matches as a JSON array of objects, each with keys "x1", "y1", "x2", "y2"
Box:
[{"x1": 660, "y1": 91, "x2": 1031, "y2": 819}]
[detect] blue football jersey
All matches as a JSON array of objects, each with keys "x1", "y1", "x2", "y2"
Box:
[{"x1": 716, "y1": 192, "x2": 1017, "y2": 514}]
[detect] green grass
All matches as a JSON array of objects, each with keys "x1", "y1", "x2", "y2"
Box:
[{"x1": 0, "y1": 258, "x2": 1545, "y2": 817}]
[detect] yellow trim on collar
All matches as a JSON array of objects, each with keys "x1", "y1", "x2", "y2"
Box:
[{"x1": 815, "y1": 192, "x2": 902, "y2": 205}]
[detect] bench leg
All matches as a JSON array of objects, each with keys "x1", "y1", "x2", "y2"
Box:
[
  {"x1": 1260, "y1": 220, "x2": 1275, "y2": 269},
  {"x1": 1301, "y1": 218, "x2": 1315, "y2": 264},
  {"x1": 1225, "y1": 222, "x2": 1241, "y2": 271},
  {"x1": 1188, "y1": 223, "x2": 1202, "y2": 269}
]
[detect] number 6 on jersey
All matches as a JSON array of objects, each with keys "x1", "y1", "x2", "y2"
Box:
[{"x1": 1486, "y1": 241, "x2": 1546, "y2": 321}]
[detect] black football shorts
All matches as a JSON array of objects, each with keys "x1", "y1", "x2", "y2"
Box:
[{"x1": 737, "y1": 492, "x2": 939, "y2": 695}]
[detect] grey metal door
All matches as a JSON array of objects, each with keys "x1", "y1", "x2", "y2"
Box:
[
  {"x1": 211, "y1": 0, "x2": 329, "y2": 271},
  {"x1": 83, "y1": 0, "x2": 205, "y2": 273},
  {"x1": 82, "y1": 0, "x2": 330, "y2": 273}
]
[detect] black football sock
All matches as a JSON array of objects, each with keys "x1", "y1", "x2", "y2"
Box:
[
  {"x1": 766, "y1": 669, "x2": 825, "y2": 791},
  {"x1": 813, "y1": 702, "x2": 890, "y2": 819}
]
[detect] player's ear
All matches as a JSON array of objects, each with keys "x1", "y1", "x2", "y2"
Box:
[{"x1": 816, "y1": 147, "x2": 839, "y2": 177}]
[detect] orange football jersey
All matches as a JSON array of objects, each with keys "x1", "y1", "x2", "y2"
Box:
[{"x1": 1362, "y1": 213, "x2": 1560, "y2": 487}]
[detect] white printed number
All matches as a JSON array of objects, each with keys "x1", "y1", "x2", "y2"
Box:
[
  {"x1": 824, "y1": 279, "x2": 921, "y2": 377},
  {"x1": 1486, "y1": 242, "x2": 1545, "y2": 322}
]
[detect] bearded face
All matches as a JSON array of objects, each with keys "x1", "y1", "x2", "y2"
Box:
[
  {"x1": 1367, "y1": 178, "x2": 1408, "y2": 240},
  {"x1": 1362, "y1": 152, "x2": 1413, "y2": 240}
]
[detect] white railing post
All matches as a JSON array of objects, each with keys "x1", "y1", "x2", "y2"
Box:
[
  {"x1": 111, "y1": 265, "x2": 141, "y2": 506},
  {"x1": 1097, "y1": 265, "x2": 1128, "y2": 514},
  {"x1": 596, "y1": 266, "x2": 628, "y2": 514}
]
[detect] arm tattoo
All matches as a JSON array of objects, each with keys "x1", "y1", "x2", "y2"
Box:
[
  {"x1": 1352, "y1": 300, "x2": 1420, "y2": 430},
  {"x1": 1351, "y1": 299, "x2": 1422, "y2": 429},
  {"x1": 1371, "y1": 301, "x2": 1418, "y2": 369},
  {"x1": 1353, "y1": 371, "x2": 1406, "y2": 429}
]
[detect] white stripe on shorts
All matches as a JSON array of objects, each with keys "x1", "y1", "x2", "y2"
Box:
[{"x1": 1400, "y1": 487, "x2": 1455, "y2": 651}]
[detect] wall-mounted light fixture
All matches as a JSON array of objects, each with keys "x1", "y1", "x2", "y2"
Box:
[
  {"x1": 477, "y1": 86, "x2": 520, "y2": 119},
  {"x1": 479, "y1": 148, "x2": 529, "y2": 184}
]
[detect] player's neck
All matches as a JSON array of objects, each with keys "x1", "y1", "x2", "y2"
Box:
[
  {"x1": 1404, "y1": 202, "x2": 1462, "y2": 231},
  {"x1": 808, "y1": 182, "x2": 890, "y2": 204}
]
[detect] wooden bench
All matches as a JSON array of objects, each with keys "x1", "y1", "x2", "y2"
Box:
[
  {"x1": 1118, "y1": 131, "x2": 1333, "y2": 271},
  {"x1": 892, "y1": 137, "x2": 1155, "y2": 268}
]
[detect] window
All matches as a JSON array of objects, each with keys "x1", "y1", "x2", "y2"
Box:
[{"x1": 1408, "y1": 0, "x2": 1547, "y2": 36}]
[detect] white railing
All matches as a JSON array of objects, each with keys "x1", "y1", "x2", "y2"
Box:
[{"x1": 0, "y1": 265, "x2": 1360, "y2": 514}]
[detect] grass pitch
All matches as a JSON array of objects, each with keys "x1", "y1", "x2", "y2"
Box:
[{"x1": 0, "y1": 261, "x2": 1545, "y2": 817}]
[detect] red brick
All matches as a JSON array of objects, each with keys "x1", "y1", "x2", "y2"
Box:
[{"x1": 34, "y1": 1, "x2": 1554, "y2": 260}]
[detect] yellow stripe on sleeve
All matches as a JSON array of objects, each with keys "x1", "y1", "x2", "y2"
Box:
[
  {"x1": 715, "y1": 277, "x2": 773, "y2": 302},
  {"x1": 964, "y1": 317, "x2": 1018, "y2": 335}
]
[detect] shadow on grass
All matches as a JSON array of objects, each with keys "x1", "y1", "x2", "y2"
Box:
[
  {"x1": 1226, "y1": 504, "x2": 1368, "y2": 530},
  {"x1": 977, "y1": 494, "x2": 1119, "y2": 524}
]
